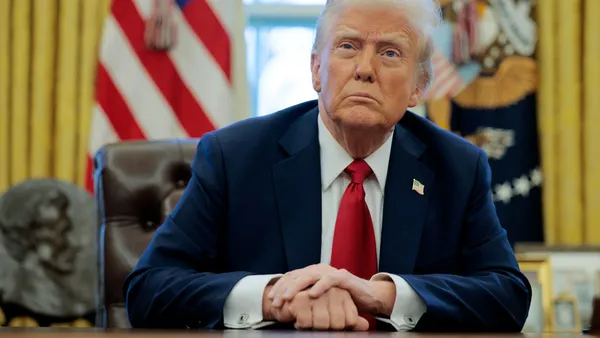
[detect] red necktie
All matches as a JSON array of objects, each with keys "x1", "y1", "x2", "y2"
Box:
[{"x1": 330, "y1": 160, "x2": 378, "y2": 330}]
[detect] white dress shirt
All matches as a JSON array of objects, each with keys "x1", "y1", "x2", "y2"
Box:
[{"x1": 222, "y1": 113, "x2": 426, "y2": 330}]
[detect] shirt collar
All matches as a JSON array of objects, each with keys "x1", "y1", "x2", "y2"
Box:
[{"x1": 318, "y1": 113, "x2": 394, "y2": 193}]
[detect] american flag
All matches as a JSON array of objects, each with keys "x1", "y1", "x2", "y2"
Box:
[
  {"x1": 86, "y1": 0, "x2": 241, "y2": 192},
  {"x1": 422, "y1": 47, "x2": 467, "y2": 101},
  {"x1": 412, "y1": 178, "x2": 425, "y2": 196}
]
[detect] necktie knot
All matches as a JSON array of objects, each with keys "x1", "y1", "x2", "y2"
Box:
[{"x1": 345, "y1": 160, "x2": 372, "y2": 184}]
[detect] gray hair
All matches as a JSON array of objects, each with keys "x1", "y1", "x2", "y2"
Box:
[{"x1": 312, "y1": 0, "x2": 442, "y2": 92}]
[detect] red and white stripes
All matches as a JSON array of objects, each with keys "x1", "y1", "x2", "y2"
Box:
[
  {"x1": 87, "y1": 0, "x2": 238, "y2": 192},
  {"x1": 423, "y1": 47, "x2": 467, "y2": 101}
]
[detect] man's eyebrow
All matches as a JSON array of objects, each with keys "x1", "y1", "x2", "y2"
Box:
[
  {"x1": 334, "y1": 28, "x2": 411, "y2": 48},
  {"x1": 377, "y1": 33, "x2": 412, "y2": 48},
  {"x1": 333, "y1": 27, "x2": 362, "y2": 40}
]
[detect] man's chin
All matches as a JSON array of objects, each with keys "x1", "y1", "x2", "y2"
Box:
[{"x1": 338, "y1": 109, "x2": 386, "y2": 131}]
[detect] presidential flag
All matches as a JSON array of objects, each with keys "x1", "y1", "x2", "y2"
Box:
[
  {"x1": 426, "y1": 0, "x2": 544, "y2": 246},
  {"x1": 86, "y1": 0, "x2": 244, "y2": 192}
]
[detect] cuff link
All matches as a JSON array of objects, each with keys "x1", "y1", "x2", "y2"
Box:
[{"x1": 238, "y1": 313, "x2": 249, "y2": 325}]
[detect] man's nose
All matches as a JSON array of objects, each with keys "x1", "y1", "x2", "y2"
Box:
[{"x1": 354, "y1": 48, "x2": 376, "y2": 83}]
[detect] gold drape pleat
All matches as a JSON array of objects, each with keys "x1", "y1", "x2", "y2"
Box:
[
  {"x1": 0, "y1": 0, "x2": 10, "y2": 192},
  {"x1": 54, "y1": 0, "x2": 81, "y2": 182},
  {"x1": 583, "y1": 0, "x2": 600, "y2": 242},
  {"x1": 538, "y1": 0, "x2": 600, "y2": 244},
  {"x1": 75, "y1": 0, "x2": 101, "y2": 188},
  {"x1": 556, "y1": 0, "x2": 582, "y2": 244},
  {"x1": 0, "y1": 0, "x2": 111, "y2": 194},
  {"x1": 30, "y1": 0, "x2": 57, "y2": 178},
  {"x1": 11, "y1": 0, "x2": 31, "y2": 185},
  {"x1": 536, "y1": 0, "x2": 557, "y2": 244}
]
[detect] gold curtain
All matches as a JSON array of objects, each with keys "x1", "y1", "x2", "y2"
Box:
[
  {"x1": 0, "y1": 0, "x2": 111, "y2": 194},
  {"x1": 537, "y1": 0, "x2": 600, "y2": 244}
]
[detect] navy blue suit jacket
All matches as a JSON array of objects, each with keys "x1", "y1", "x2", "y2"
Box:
[{"x1": 124, "y1": 100, "x2": 531, "y2": 331}]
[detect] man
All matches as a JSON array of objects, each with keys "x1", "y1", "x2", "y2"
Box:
[{"x1": 124, "y1": 0, "x2": 531, "y2": 332}]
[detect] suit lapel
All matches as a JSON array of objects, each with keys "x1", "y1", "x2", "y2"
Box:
[
  {"x1": 379, "y1": 123, "x2": 435, "y2": 274},
  {"x1": 272, "y1": 108, "x2": 322, "y2": 271}
]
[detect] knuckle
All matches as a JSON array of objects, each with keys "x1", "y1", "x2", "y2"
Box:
[
  {"x1": 314, "y1": 315, "x2": 329, "y2": 329},
  {"x1": 331, "y1": 321, "x2": 345, "y2": 330},
  {"x1": 318, "y1": 263, "x2": 331, "y2": 271},
  {"x1": 300, "y1": 315, "x2": 312, "y2": 325},
  {"x1": 297, "y1": 292, "x2": 309, "y2": 302},
  {"x1": 335, "y1": 270, "x2": 347, "y2": 279},
  {"x1": 346, "y1": 316, "x2": 357, "y2": 327},
  {"x1": 296, "y1": 321, "x2": 309, "y2": 329},
  {"x1": 326, "y1": 274, "x2": 340, "y2": 283}
]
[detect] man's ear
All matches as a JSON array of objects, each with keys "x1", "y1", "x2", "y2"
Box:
[
  {"x1": 311, "y1": 52, "x2": 321, "y2": 93},
  {"x1": 408, "y1": 86, "x2": 422, "y2": 108},
  {"x1": 408, "y1": 67, "x2": 429, "y2": 107}
]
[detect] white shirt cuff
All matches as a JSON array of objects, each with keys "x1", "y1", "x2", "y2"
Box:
[
  {"x1": 371, "y1": 273, "x2": 426, "y2": 331},
  {"x1": 223, "y1": 274, "x2": 282, "y2": 329}
]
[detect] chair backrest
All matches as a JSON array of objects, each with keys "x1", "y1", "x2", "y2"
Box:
[{"x1": 94, "y1": 139, "x2": 199, "y2": 328}]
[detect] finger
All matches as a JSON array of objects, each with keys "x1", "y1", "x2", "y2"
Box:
[
  {"x1": 293, "y1": 305, "x2": 313, "y2": 330},
  {"x1": 354, "y1": 316, "x2": 370, "y2": 331},
  {"x1": 268, "y1": 275, "x2": 290, "y2": 300},
  {"x1": 269, "y1": 265, "x2": 325, "y2": 300},
  {"x1": 312, "y1": 297, "x2": 330, "y2": 330},
  {"x1": 270, "y1": 275, "x2": 297, "y2": 307},
  {"x1": 267, "y1": 278, "x2": 282, "y2": 300},
  {"x1": 290, "y1": 292, "x2": 311, "y2": 329},
  {"x1": 309, "y1": 274, "x2": 343, "y2": 298},
  {"x1": 342, "y1": 293, "x2": 358, "y2": 329},
  {"x1": 278, "y1": 302, "x2": 295, "y2": 323},
  {"x1": 279, "y1": 275, "x2": 319, "y2": 302},
  {"x1": 273, "y1": 274, "x2": 322, "y2": 307},
  {"x1": 329, "y1": 291, "x2": 346, "y2": 330}
]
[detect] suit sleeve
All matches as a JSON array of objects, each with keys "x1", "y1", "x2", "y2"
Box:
[
  {"x1": 400, "y1": 149, "x2": 532, "y2": 332},
  {"x1": 123, "y1": 132, "x2": 251, "y2": 329}
]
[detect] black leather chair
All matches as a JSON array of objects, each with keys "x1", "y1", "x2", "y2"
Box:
[{"x1": 94, "y1": 139, "x2": 198, "y2": 328}]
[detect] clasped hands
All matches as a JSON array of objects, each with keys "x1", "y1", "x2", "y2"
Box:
[{"x1": 262, "y1": 264, "x2": 396, "y2": 331}]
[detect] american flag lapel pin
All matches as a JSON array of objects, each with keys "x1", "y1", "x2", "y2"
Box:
[{"x1": 412, "y1": 179, "x2": 424, "y2": 195}]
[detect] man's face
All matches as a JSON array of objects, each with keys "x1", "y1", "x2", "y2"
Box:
[
  {"x1": 311, "y1": 4, "x2": 422, "y2": 131},
  {"x1": 32, "y1": 191, "x2": 77, "y2": 274}
]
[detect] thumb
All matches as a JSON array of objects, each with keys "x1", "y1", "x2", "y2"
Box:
[{"x1": 353, "y1": 316, "x2": 370, "y2": 331}]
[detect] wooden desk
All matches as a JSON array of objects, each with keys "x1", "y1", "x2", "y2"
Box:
[{"x1": 0, "y1": 329, "x2": 595, "y2": 338}]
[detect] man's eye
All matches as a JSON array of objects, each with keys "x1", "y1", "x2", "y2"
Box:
[
  {"x1": 340, "y1": 43, "x2": 354, "y2": 49},
  {"x1": 384, "y1": 50, "x2": 399, "y2": 57}
]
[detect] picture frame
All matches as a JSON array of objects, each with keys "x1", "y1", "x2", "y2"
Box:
[
  {"x1": 516, "y1": 244, "x2": 600, "y2": 329},
  {"x1": 553, "y1": 293, "x2": 582, "y2": 332},
  {"x1": 518, "y1": 255, "x2": 553, "y2": 332}
]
